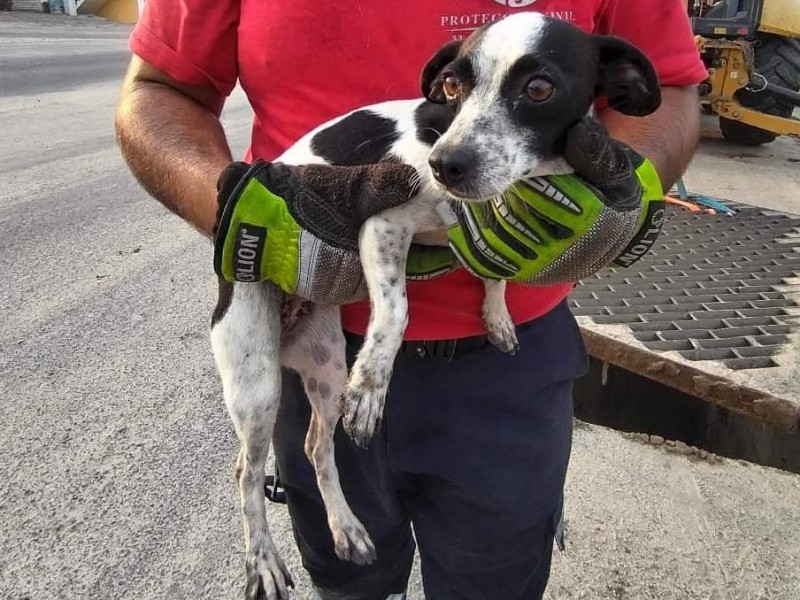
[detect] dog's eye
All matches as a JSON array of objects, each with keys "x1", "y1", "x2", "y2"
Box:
[
  {"x1": 442, "y1": 74, "x2": 461, "y2": 99},
  {"x1": 526, "y1": 78, "x2": 555, "y2": 102}
]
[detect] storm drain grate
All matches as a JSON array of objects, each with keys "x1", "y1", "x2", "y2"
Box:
[{"x1": 569, "y1": 204, "x2": 800, "y2": 371}]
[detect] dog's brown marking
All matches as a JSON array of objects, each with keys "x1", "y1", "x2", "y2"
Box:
[
  {"x1": 311, "y1": 344, "x2": 331, "y2": 366},
  {"x1": 318, "y1": 382, "x2": 332, "y2": 400}
]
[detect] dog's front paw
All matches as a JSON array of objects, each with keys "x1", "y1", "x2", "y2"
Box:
[
  {"x1": 245, "y1": 545, "x2": 294, "y2": 600},
  {"x1": 339, "y1": 371, "x2": 388, "y2": 448},
  {"x1": 481, "y1": 281, "x2": 519, "y2": 354},
  {"x1": 486, "y1": 320, "x2": 519, "y2": 354},
  {"x1": 331, "y1": 513, "x2": 377, "y2": 566},
  {"x1": 484, "y1": 309, "x2": 519, "y2": 354}
]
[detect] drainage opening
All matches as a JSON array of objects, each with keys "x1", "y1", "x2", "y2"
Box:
[{"x1": 573, "y1": 357, "x2": 800, "y2": 475}]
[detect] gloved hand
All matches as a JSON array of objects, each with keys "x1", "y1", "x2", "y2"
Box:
[
  {"x1": 405, "y1": 244, "x2": 458, "y2": 280},
  {"x1": 443, "y1": 117, "x2": 666, "y2": 285},
  {"x1": 213, "y1": 159, "x2": 422, "y2": 304}
]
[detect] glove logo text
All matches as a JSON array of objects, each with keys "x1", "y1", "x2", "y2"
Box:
[
  {"x1": 614, "y1": 204, "x2": 666, "y2": 268},
  {"x1": 234, "y1": 224, "x2": 268, "y2": 282}
]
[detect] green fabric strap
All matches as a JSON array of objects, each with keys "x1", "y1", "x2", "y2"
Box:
[
  {"x1": 636, "y1": 157, "x2": 664, "y2": 201},
  {"x1": 633, "y1": 157, "x2": 665, "y2": 230}
]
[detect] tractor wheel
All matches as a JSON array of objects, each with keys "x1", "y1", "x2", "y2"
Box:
[{"x1": 719, "y1": 34, "x2": 800, "y2": 146}]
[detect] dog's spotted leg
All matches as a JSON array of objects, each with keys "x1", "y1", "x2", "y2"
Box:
[
  {"x1": 211, "y1": 281, "x2": 293, "y2": 600},
  {"x1": 481, "y1": 279, "x2": 519, "y2": 353},
  {"x1": 281, "y1": 304, "x2": 376, "y2": 565},
  {"x1": 341, "y1": 201, "x2": 441, "y2": 448}
]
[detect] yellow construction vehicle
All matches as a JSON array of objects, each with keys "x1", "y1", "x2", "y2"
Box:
[{"x1": 689, "y1": 0, "x2": 800, "y2": 145}]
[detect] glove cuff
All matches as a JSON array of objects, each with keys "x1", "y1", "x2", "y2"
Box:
[
  {"x1": 633, "y1": 155, "x2": 664, "y2": 202},
  {"x1": 213, "y1": 160, "x2": 301, "y2": 292},
  {"x1": 610, "y1": 157, "x2": 667, "y2": 268}
]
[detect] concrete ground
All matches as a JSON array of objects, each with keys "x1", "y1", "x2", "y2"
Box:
[
  {"x1": 1, "y1": 13, "x2": 799, "y2": 600},
  {"x1": 684, "y1": 115, "x2": 800, "y2": 214}
]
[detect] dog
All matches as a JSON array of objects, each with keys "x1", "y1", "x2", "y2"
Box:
[{"x1": 210, "y1": 12, "x2": 660, "y2": 599}]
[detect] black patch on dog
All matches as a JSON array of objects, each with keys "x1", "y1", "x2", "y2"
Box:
[
  {"x1": 593, "y1": 35, "x2": 661, "y2": 116},
  {"x1": 414, "y1": 101, "x2": 455, "y2": 146},
  {"x1": 458, "y1": 21, "x2": 491, "y2": 58},
  {"x1": 211, "y1": 279, "x2": 233, "y2": 327},
  {"x1": 494, "y1": 16, "x2": 657, "y2": 160},
  {"x1": 311, "y1": 111, "x2": 400, "y2": 166},
  {"x1": 501, "y1": 18, "x2": 659, "y2": 126},
  {"x1": 495, "y1": 21, "x2": 596, "y2": 160},
  {"x1": 420, "y1": 40, "x2": 463, "y2": 102}
]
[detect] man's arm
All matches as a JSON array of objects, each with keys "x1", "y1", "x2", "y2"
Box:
[
  {"x1": 599, "y1": 85, "x2": 701, "y2": 192},
  {"x1": 115, "y1": 56, "x2": 232, "y2": 236}
]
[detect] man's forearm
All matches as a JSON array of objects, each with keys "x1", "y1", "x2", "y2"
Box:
[
  {"x1": 599, "y1": 86, "x2": 701, "y2": 192},
  {"x1": 115, "y1": 66, "x2": 232, "y2": 237}
]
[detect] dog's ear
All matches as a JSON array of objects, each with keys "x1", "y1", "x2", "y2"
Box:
[
  {"x1": 420, "y1": 40, "x2": 463, "y2": 103},
  {"x1": 593, "y1": 35, "x2": 661, "y2": 117}
]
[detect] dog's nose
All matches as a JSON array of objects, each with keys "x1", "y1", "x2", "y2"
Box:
[{"x1": 429, "y1": 148, "x2": 476, "y2": 187}]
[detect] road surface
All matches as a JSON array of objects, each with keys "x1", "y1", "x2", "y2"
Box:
[{"x1": 1, "y1": 13, "x2": 799, "y2": 600}]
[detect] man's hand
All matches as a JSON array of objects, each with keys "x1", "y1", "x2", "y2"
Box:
[
  {"x1": 213, "y1": 160, "x2": 421, "y2": 304},
  {"x1": 444, "y1": 117, "x2": 665, "y2": 285}
]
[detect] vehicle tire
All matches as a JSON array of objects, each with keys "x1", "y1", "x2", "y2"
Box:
[{"x1": 719, "y1": 34, "x2": 800, "y2": 146}]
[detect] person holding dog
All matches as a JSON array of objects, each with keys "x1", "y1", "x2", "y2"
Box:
[{"x1": 116, "y1": 2, "x2": 706, "y2": 599}]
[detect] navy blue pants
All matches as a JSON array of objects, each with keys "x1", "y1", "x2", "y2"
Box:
[{"x1": 273, "y1": 300, "x2": 588, "y2": 600}]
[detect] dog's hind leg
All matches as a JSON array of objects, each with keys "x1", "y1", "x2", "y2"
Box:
[
  {"x1": 481, "y1": 279, "x2": 519, "y2": 354},
  {"x1": 211, "y1": 280, "x2": 293, "y2": 600},
  {"x1": 281, "y1": 304, "x2": 376, "y2": 566}
]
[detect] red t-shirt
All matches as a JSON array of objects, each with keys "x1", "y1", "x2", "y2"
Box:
[{"x1": 130, "y1": 0, "x2": 706, "y2": 341}]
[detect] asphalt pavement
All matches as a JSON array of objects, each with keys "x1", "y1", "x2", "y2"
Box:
[{"x1": 1, "y1": 13, "x2": 799, "y2": 600}]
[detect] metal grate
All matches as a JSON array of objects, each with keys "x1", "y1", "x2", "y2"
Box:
[{"x1": 569, "y1": 204, "x2": 800, "y2": 371}]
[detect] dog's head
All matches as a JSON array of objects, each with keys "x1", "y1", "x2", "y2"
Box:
[{"x1": 420, "y1": 13, "x2": 661, "y2": 200}]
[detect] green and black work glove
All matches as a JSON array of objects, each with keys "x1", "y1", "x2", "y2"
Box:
[
  {"x1": 443, "y1": 117, "x2": 666, "y2": 285},
  {"x1": 213, "y1": 159, "x2": 427, "y2": 304}
]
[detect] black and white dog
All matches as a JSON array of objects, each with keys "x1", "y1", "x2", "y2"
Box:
[{"x1": 210, "y1": 12, "x2": 660, "y2": 599}]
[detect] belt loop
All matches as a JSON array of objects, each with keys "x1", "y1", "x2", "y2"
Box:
[{"x1": 447, "y1": 339, "x2": 457, "y2": 362}]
